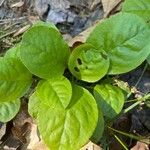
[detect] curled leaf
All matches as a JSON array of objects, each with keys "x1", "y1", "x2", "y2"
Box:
[{"x1": 68, "y1": 44, "x2": 109, "y2": 82}]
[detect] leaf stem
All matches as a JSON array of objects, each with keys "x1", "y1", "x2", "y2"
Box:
[
  {"x1": 108, "y1": 126, "x2": 149, "y2": 145},
  {"x1": 123, "y1": 93, "x2": 150, "y2": 113},
  {"x1": 114, "y1": 134, "x2": 128, "y2": 150}
]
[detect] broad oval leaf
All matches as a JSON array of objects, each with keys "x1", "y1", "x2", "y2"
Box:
[
  {"x1": 30, "y1": 83, "x2": 98, "y2": 150},
  {"x1": 36, "y1": 76, "x2": 72, "y2": 109},
  {"x1": 122, "y1": 0, "x2": 150, "y2": 23},
  {"x1": 68, "y1": 44, "x2": 109, "y2": 82},
  {"x1": 0, "y1": 99, "x2": 20, "y2": 122},
  {"x1": 20, "y1": 25, "x2": 70, "y2": 79},
  {"x1": 94, "y1": 83, "x2": 125, "y2": 119},
  {"x1": 29, "y1": 76, "x2": 72, "y2": 118},
  {"x1": 87, "y1": 13, "x2": 150, "y2": 74},
  {"x1": 0, "y1": 55, "x2": 32, "y2": 102}
]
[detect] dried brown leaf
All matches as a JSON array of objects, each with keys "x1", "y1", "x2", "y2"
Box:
[
  {"x1": 0, "y1": 123, "x2": 6, "y2": 140},
  {"x1": 32, "y1": 141, "x2": 49, "y2": 150},
  {"x1": 131, "y1": 142, "x2": 149, "y2": 150},
  {"x1": 27, "y1": 124, "x2": 40, "y2": 150},
  {"x1": 101, "y1": 0, "x2": 122, "y2": 17},
  {"x1": 80, "y1": 141, "x2": 102, "y2": 150},
  {"x1": 68, "y1": 20, "x2": 103, "y2": 48}
]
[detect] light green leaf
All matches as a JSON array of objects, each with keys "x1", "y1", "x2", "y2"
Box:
[
  {"x1": 33, "y1": 21, "x2": 58, "y2": 30},
  {"x1": 0, "y1": 56, "x2": 32, "y2": 102},
  {"x1": 36, "y1": 76, "x2": 72, "y2": 109},
  {"x1": 87, "y1": 13, "x2": 150, "y2": 74},
  {"x1": 94, "y1": 83, "x2": 125, "y2": 119},
  {"x1": 0, "y1": 99, "x2": 20, "y2": 122},
  {"x1": 28, "y1": 76, "x2": 72, "y2": 119},
  {"x1": 122, "y1": 0, "x2": 150, "y2": 23},
  {"x1": 68, "y1": 44, "x2": 109, "y2": 82},
  {"x1": 20, "y1": 25, "x2": 70, "y2": 79},
  {"x1": 30, "y1": 82, "x2": 98, "y2": 150},
  {"x1": 5, "y1": 45, "x2": 20, "y2": 59},
  {"x1": 28, "y1": 92, "x2": 41, "y2": 119}
]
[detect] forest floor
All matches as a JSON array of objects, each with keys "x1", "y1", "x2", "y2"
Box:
[{"x1": 0, "y1": 0, "x2": 150, "y2": 150}]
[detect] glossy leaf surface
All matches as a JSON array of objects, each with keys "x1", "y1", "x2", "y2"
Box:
[
  {"x1": 20, "y1": 25, "x2": 70, "y2": 79},
  {"x1": 29, "y1": 80, "x2": 99, "y2": 150},
  {"x1": 87, "y1": 13, "x2": 150, "y2": 74}
]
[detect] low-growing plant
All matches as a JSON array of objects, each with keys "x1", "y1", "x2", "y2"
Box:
[{"x1": 0, "y1": 1, "x2": 150, "y2": 149}]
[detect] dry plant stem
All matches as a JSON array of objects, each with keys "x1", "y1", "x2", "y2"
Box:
[
  {"x1": 126, "y1": 63, "x2": 148, "y2": 99},
  {"x1": 0, "y1": 30, "x2": 17, "y2": 40},
  {"x1": 123, "y1": 93, "x2": 150, "y2": 114},
  {"x1": 0, "y1": 17, "x2": 27, "y2": 25}
]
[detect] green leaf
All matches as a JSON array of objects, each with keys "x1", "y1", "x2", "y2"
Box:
[
  {"x1": 28, "y1": 76, "x2": 72, "y2": 119},
  {"x1": 94, "y1": 83, "x2": 125, "y2": 119},
  {"x1": 28, "y1": 92, "x2": 41, "y2": 119},
  {"x1": 5, "y1": 45, "x2": 20, "y2": 59},
  {"x1": 33, "y1": 21, "x2": 58, "y2": 30},
  {"x1": 0, "y1": 99, "x2": 20, "y2": 122},
  {"x1": 20, "y1": 25, "x2": 70, "y2": 79},
  {"x1": 90, "y1": 108, "x2": 104, "y2": 143},
  {"x1": 122, "y1": 0, "x2": 150, "y2": 23},
  {"x1": 36, "y1": 76, "x2": 72, "y2": 109},
  {"x1": 0, "y1": 55, "x2": 32, "y2": 102},
  {"x1": 68, "y1": 44, "x2": 109, "y2": 82},
  {"x1": 87, "y1": 13, "x2": 150, "y2": 74},
  {"x1": 30, "y1": 81, "x2": 98, "y2": 150}
]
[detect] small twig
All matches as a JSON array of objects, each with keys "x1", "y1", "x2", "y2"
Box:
[
  {"x1": 0, "y1": 30, "x2": 17, "y2": 40},
  {"x1": 4, "y1": 22, "x2": 21, "y2": 30},
  {"x1": 0, "y1": 16, "x2": 27, "y2": 24}
]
